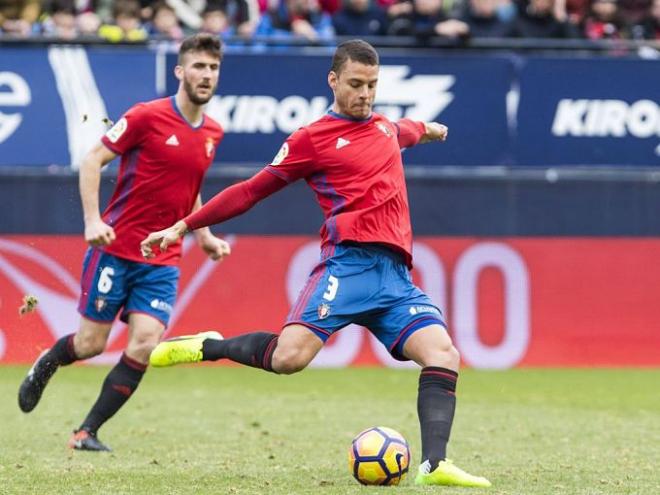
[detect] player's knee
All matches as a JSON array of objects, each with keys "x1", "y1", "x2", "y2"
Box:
[
  {"x1": 74, "y1": 333, "x2": 106, "y2": 358},
  {"x1": 445, "y1": 344, "x2": 460, "y2": 367},
  {"x1": 418, "y1": 343, "x2": 460, "y2": 369},
  {"x1": 272, "y1": 347, "x2": 310, "y2": 375},
  {"x1": 127, "y1": 332, "x2": 160, "y2": 363}
]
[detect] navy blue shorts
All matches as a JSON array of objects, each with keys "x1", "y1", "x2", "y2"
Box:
[
  {"x1": 77, "y1": 248, "x2": 179, "y2": 327},
  {"x1": 286, "y1": 243, "x2": 446, "y2": 361}
]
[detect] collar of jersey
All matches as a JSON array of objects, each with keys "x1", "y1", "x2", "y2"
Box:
[
  {"x1": 170, "y1": 96, "x2": 205, "y2": 130},
  {"x1": 327, "y1": 109, "x2": 373, "y2": 123}
]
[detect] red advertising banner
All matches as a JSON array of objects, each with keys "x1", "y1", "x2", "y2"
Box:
[{"x1": 1, "y1": 235, "x2": 659, "y2": 368}]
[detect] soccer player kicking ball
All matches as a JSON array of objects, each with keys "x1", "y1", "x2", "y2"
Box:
[
  {"x1": 142, "y1": 40, "x2": 491, "y2": 487},
  {"x1": 17, "y1": 34, "x2": 230, "y2": 451}
]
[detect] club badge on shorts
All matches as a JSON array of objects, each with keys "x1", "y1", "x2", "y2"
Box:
[
  {"x1": 95, "y1": 297, "x2": 107, "y2": 312},
  {"x1": 317, "y1": 303, "x2": 331, "y2": 320}
]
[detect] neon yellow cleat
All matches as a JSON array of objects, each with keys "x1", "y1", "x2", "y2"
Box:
[
  {"x1": 414, "y1": 459, "x2": 492, "y2": 488},
  {"x1": 149, "y1": 331, "x2": 223, "y2": 368}
]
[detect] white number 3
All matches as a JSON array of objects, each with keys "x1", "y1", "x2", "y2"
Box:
[
  {"x1": 323, "y1": 275, "x2": 339, "y2": 301},
  {"x1": 97, "y1": 266, "x2": 115, "y2": 294}
]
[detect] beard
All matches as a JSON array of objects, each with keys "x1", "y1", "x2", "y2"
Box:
[{"x1": 183, "y1": 77, "x2": 215, "y2": 105}]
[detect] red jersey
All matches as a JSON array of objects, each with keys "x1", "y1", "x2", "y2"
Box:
[
  {"x1": 100, "y1": 96, "x2": 223, "y2": 265},
  {"x1": 265, "y1": 111, "x2": 425, "y2": 267}
]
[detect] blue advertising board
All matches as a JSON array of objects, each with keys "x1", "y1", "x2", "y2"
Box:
[
  {"x1": 1, "y1": 45, "x2": 658, "y2": 167},
  {"x1": 165, "y1": 52, "x2": 515, "y2": 166},
  {"x1": 0, "y1": 46, "x2": 157, "y2": 167},
  {"x1": 516, "y1": 58, "x2": 660, "y2": 166}
]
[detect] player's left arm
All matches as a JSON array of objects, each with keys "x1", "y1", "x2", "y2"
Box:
[
  {"x1": 396, "y1": 118, "x2": 448, "y2": 148},
  {"x1": 190, "y1": 194, "x2": 231, "y2": 262},
  {"x1": 419, "y1": 122, "x2": 448, "y2": 144},
  {"x1": 141, "y1": 170, "x2": 287, "y2": 259}
]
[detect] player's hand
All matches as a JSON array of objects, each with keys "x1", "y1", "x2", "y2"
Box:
[
  {"x1": 420, "y1": 122, "x2": 448, "y2": 144},
  {"x1": 198, "y1": 234, "x2": 231, "y2": 262},
  {"x1": 84, "y1": 219, "x2": 116, "y2": 247},
  {"x1": 140, "y1": 220, "x2": 188, "y2": 259}
]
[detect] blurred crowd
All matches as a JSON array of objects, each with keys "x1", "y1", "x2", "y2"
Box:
[{"x1": 0, "y1": 0, "x2": 658, "y2": 42}]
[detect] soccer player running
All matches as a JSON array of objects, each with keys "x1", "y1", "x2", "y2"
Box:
[
  {"x1": 142, "y1": 40, "x2": 491, "y2": 487},
  {"x1": 17, "y1": 33, "x2": 230, "y2": 452}
]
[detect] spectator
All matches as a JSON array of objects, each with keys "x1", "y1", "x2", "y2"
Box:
[
  {"x1": 148, "y1": 1, "x2": 185, "y2": 39},
  {"x1": 41, "y1": 1, "x2": 78, "y2": 39},
  {"x1": 385, "y1": 0, "x2": 414, "y2": 31},
  {"x1": 162, "y1": 0, "x2": 259, "y2": 33},
  {"x1": 200, "y1": 4, "x2": 233, "y2": 34},
  {"x1": 98, "y1": 0, "x2": 148, "y2": 41},
  {"x1": 462, "y1": 0, "x2": 516, "y2": 36},
  {"x1": 210, "y1": 0, "x2": 260, "y2": 37},
  {"x1": 513, "y1": 0, "x2": 577, "y2": 36},
  {"x1": 620, "y1": 0, "x2": 652, "y2": 24},
  {"x1": 564, "y1": 0, "x2": 591, "y2": 24},
  {"x1": 41, "y1": 0, "x2": 102, "y2": 38},
  {"x1": 582, "y1": 0, "x2": 624, "y2": 38},
  {"x1": 388, "y1": 0, "x2": 471, "y2": 38},
  {"x1": 319, "y1": 0, "x2": 342, "y2": 13},
  {"x1": 332, "y1": 0, "x2": 388, "y2": 35},
  {"x1": 256, "y1": 0, "x2": 334, "y2": 40},
  {"x1": 0, "y1": 0, "x2": 40, "y2": 37},
  {"x1": 77, "y1": 10, "x2": 102, "y2": 36},
  {"x1": 627, "y1": 0, "x2": 659, "y2": 38}
]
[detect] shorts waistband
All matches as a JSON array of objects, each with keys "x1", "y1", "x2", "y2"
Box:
[{"x1": 338, "y1": 241, "x2": 406, "y2": 264}]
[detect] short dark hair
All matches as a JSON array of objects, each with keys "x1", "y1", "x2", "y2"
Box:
[
  {"x1": 178, "y1": 33, "x2": 223, "y2": 65},
  {"x1": 330, "y1": 40, "x2": 379, "y2": 74},
  {"x1": 113, "y1": 0, "x2": 141, "y2": 19}
]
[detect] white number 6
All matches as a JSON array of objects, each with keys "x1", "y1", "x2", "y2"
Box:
[
  {"x1": 323, "y1": 275, "x2": 339, "y2": 301},
  {"x1": 97, "y1": 266, "x2": 115, "y2": 294}
]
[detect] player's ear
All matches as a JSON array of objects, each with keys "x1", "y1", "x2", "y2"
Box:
[
  {"x1": 328, "y1": 71, "x2": 338, "y2": 91},
  {"x1": 174, "y1": 64, "x2": 184, "y2": 82}
]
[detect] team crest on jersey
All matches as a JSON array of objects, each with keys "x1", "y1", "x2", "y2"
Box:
[
  {"x1": 377, "y1": 122, "x2": 393, "y2": 137},
  {"x1": 105, "y1": 117, "x2": 127, "y2": 143},
  {"x1": 271, "y1": 143, "x2": 289, "y2": 166},
  {"x1": 317, "y1": 303, "x2": 331, "y2": 320},
  {"x1": 205, "y1": 137, "x2": 215, "y2": 158},
  {"x1": 94, "y1": 297, "x2": 107, "y2": 312}
]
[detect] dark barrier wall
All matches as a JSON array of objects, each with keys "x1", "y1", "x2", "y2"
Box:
[
  {"x1": 1, "y1": 46, "x2": 658, "y2": 167},
  {"x1": 3, "y1": 171, "x2": 660, "y2": 235}
]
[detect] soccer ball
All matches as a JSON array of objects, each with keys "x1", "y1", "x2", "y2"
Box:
[{"x1": 348, "y1": 426, "x2": 411, "y2": 486}]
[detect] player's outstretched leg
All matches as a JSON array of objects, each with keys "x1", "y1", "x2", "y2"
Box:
[
  {"x1": 68, "y1": 353, "x2": 148, "y2": 452},
  {"x1": 149, "y1": 331, "x2": 224, "y2": 366},
  {"x1": 150, "y1": 331, "x2": 280, "y2": 372},
  {"x1": 18, "y1": 334, "x2": 78, "y2": 413}
]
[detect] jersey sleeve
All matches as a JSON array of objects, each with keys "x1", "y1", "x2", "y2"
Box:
[
  {"x1": 184, "y1": 169, "x2": 287, "y2": 231},
  {"x1": 395, "y1": 118, "x2": 426, "y2": 149},
  {"x1": 264, "y1": 127, "x2": 316, "y2": 183},
  {"x1": 101, "y1": 103, "x2": 148, "y2": 155}
]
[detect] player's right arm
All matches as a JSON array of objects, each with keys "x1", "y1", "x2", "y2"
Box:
[
  {"x1": 79, "y1": 141, "x2": 117, "y2": 247},
  {"x1": 81, "y1": 103, "x2": 146, "y2": 247}
]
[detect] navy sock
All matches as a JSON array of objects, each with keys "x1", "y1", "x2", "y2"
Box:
[
  {"x1": 202, "y1": 332, "x2": 279, "y2": 372},
  {"x1": 47, "y1": 334, "x2": 78, "y2": 366},
  {"x1": 32, "y1": 334, "x2": 78, "y2": 383},
  {"x1": 417, "y1": 366, "x2": 458, "y2": 470},
  {"x1": 80, "y1": 353, "x2": 146, "y2": 433}
]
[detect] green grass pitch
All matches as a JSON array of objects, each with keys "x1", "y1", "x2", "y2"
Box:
[{"x1": 1, "y1": 366, "x2": 658, "y2": 494}]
